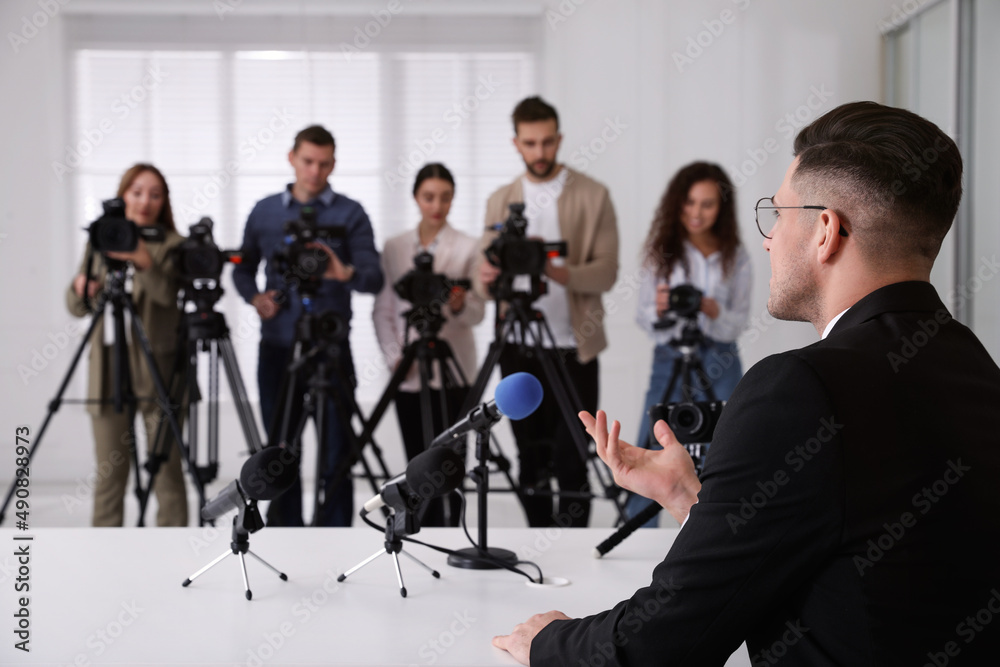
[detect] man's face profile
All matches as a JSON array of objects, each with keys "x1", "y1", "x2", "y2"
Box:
[{"x1": 764, "y1": 158, "x2": 820, "y2": 323}]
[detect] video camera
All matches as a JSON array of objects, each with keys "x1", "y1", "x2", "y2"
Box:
[
  {"x1": 87, "y1": 198, "x2": 164, "y2": 254},
  {"x1": 395, "y1": 251, "x2": 471, "y2": 312},
  {"x1": 484, "y1": 203, "x2": 567, "y2": 302},
  {"x1": 272, "y1": 206, "x2": 347, "y2": 292},
  {"x1": 175, "y1": 217, "x2": 241, "y2": 283}
]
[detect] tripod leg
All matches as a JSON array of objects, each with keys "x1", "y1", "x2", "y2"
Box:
[
  {"x1": 218, "y1": 338, "x2": 263, "y2": 453},
  {"x1": 390, "y1": 550, "x2": 407, "y2": 598},
  {"x1": 400, "y1": 549, "x2": 441, "y2": 578},
  {"x1": 416, "y1": 354, "x2": 436, "y2": 450},
  {"x1": 337, "y1": 548, "x2": 385, "y2": 581},
  {"x1": 458, "y1": 314, "x2": 517, "y2": 415},
  {"x1": 139, "y1": 336, "x2": 191, "y2": 525},
  {"x1": 238, "y1": 551, "x2": 253, "y2": 600},
  {"x1": 0, "y1": 307, "x2": 104, "y2": 524},
  {"x1": 128, "y1": 301, "x2": 204, "y2": 520},
  {"x1": 246, "y1": 550, "x2": 289, "y2": 581},
  {"x1": 182, "y1": 549, "x2": 232, "y2": 586}
]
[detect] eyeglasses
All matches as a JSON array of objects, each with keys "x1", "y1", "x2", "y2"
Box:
[{"x1": 754, "y1": 197, "x2": 848, "y2": 240}]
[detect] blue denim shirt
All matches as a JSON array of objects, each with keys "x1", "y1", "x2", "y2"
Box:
[{"x1": 233, "y1": 184, "x2": 384, "y2": 346}]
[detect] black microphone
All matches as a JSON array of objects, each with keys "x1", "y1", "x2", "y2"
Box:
[
  {"x1": 430, "y1": 372, "x2": 543, "y2": 448},
  {"x1": 201, "y1": 447, "x2": 299, "y2": 522},
  {"x1": 593, "y1": 502, "x2": 663, "y2": 558},
  {"x1": 362, "y1": 447, "x2": 465, "y2": 515},
  {"x1": 239, "y1": 446, "x2": 299, "y2": 500}
]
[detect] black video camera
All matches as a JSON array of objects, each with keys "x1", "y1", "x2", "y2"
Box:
[
  {"x1": 395, "y1": 251, "x2": 471, "y2": 312},
  {"x1": 272, "y1": 206, "x2": 347, "y2": 291},
  {"x1": 87, "y1": 198, "x2": 164, "y2": 254},
  {"x1": 174, "y1": 217, "x2": 241, "y2": 283},
  {"x1": 484, "y1": 203, "x2": 567, "y2": 301}
]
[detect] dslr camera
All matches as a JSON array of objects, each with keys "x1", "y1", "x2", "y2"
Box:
[
  {"x1": 648, "y1": 399, "x2": 724, "y2": 445},
  {"x1": 87, "y1": 198, "x2": 164, "y2": 254},
  {"x1": 272, "y1": 206, "x2": 347, "y2": 291},
  {"x1": 174, "y1": 217, "x2": 241, "y2": 283},
  {"x1": 653, "y1": 283, "x2": 703, "y2": 329},
  {"x1": 395, "y1": 251, "x2": 471, "y2": 314},
  {"x1": 484, "y1": 203, "x2": 567, "y2": 301}
]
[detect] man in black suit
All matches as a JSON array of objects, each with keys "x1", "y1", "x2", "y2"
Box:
[{"x1": 493, "y1": 101, "x2": 1000, "y2": 665}]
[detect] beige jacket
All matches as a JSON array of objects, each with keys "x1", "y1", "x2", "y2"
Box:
[
  {"x1": 472, "y1": 166, "x2": 619, "y2": 363},
  {"x1": 65, "y1": 231, "x2": 186, "y2": 416},
  {"x1": 372, "y1": 224, "x2": 486, "y2": 391}
]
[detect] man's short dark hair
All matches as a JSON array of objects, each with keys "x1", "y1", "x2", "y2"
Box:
[
  {"x1": 293, "y1": 125, "x2": 336, "y2": 152},
  {"x1": 793, "y1": 101, "x2": 962, "y2": 266},
  {"x1": 512, "y1": 96, "x2": 559, "y2": 134}
]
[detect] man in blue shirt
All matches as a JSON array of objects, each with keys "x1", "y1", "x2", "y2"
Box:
[{"x1": 233, "y1": 124, "x2": 383, "y2": 526}]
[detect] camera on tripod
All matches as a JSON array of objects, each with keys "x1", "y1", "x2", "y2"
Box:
[
  {"x1": 87, "y1": 198, "x2": 164, "y2": 254},
  {"x1": 272, "y1": 206, "x2": 347, "y2": 290},
  {"x1": 296, "y1": 309, "x2": 349, "y2": 347},
  {"x1": 484, "y1": 203, "x2": 567, "y2": 301},
  {"x1": 653, "y1": 284, "x2": 704, "y2": 329},
  {"x1": 395, "y1": 251, "x2": 471, "y2": 321},
  {"x1": 174, "y1": 218, "x2": 241, "y2": 283},
  {"x1": 649, "y1": 399, "x2": 724, "y2": 445}
]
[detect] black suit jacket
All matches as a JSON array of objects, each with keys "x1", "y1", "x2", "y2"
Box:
[{"x1": 532, "y1": 282, "x2": 1000, "y2": 665}]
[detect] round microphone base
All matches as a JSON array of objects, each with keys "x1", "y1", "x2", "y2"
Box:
[{"x1": 447, "y1": 546, "x2": 518, "y2": 570}]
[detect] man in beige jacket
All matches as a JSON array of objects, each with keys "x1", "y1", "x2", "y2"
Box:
[{"x1": 474, "y1": 96, "x2": 619, "y2": 527}]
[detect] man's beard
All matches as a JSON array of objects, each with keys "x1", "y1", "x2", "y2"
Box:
[
  {"x1": 767, "y1": 252, "x2": 822, "y2": 325},
  {"x1": 526, "y1": 159, "x2": 555, "y2": 179}
]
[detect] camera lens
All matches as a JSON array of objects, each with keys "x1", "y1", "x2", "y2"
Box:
[{"x1": 669, "y1": 403, "x2": 705, "y2": 438}]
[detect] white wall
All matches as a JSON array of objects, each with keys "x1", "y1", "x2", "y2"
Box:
[
  {"x1": 540, "y1": 0, "x2": 900, "y2": 436},
  {"x1": 0, "y1": 0, "x2": 912, "y2": 511}
]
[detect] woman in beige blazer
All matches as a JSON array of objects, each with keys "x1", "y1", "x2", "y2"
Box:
[
  {"x1": 372, "y1": 163, "x2": 485, "y2": 525},
  {"x1": 66, "y1": 164, "x2": 188, "y2": 527}
]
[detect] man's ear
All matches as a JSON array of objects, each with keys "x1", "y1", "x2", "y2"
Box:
[{"x1": 816, "y1": 209, "x2": 845, "y2": 265}]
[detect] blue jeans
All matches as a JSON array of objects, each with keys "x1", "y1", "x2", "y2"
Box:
[
  {"x1": 258, "y1": 340, "x2": 356, "y2": 527},
  {"x1": 625, "y1": 339, "x2": 742, "y2": 527}
]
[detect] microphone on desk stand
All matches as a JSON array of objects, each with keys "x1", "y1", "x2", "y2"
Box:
[
  {"x1": 338, "y1": 447, "x2": 467, "y2": 598},
  {"x1": 182, "y1": 446, "x2": 297, "y2": 600}
]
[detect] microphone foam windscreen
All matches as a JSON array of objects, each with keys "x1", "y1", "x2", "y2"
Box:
[
  {"x1": 406, "y1": 447, "x2": 466, "y2": 500},
  {"x1": 239, "y1": 447, "x2": 299, "y2": 501},
  {"x1": 494, "y1": 372, "x2": 544, "y2": 420}
]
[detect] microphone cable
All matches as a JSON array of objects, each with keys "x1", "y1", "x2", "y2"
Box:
[{"x1": 359, "y1": 491, "x2": 545, "y2": 584}]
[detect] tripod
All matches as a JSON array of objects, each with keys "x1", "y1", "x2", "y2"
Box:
[
  {"x1": 654, "y1": 317, "x2": 718, "y2": 469},
  {"x1": 460, "y1": 292, "x2": 626, "y2": 533},
  {"x1": 140, "y1": 283, "x2": 263, "y2": 526},
  {"x1": 182, "y1": 498, "x2": 287, "y2": 600},
  {"x1": 338, "y1": 509, "x2": 440, "y2": 598},
  {"x1": 0, "y1": 259, "x2": 206, "y2": 525},
  {"x1": 270, "y1": 297, "x2": 391, "y2": 526},
  {"x1": 339, "y1": 304, "x2": 520, "y2": 526},
  {"x1": 614, "y1": 316, "x2": 719, "y2": 541}
]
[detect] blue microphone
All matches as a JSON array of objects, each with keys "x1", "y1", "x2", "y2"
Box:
[{"x1": 430, "y1": 373, "x2": 543, "y2": 447}]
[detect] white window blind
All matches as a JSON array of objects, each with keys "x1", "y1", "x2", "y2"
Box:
[{"x1": 71, "y1": 45, "x2": 536, "y2": 405}]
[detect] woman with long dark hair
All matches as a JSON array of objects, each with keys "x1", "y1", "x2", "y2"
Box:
[
  {"x1": 628, "y1": 161, "x2": 752, "y2": 524},
  {"x1": 66, "y1": 163, "x2": 188, "y2": 526}
]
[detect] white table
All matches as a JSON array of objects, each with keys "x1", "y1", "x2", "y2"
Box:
[{"x1": 0, "y1": 526, "x2": 750, "y2": 666}]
